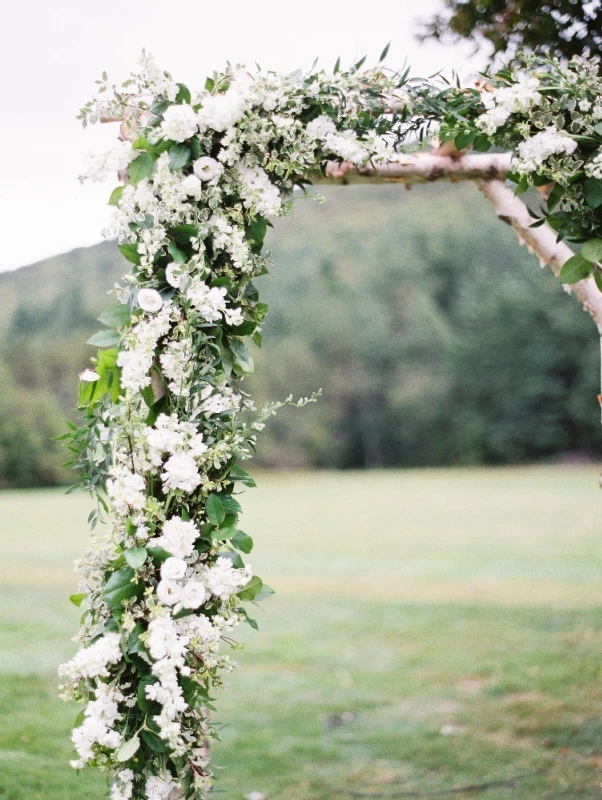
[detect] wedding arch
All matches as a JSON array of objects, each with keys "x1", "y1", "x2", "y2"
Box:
[{"x1": 58, "y1": 51, "x2": 602, "y2": 800}]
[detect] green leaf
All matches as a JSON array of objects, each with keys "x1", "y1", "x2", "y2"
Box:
[
  {"x1": 175, "y1": 83, "x2": 192, "y2": 104},
  {"x1": 137, "y1": 678, "x2": 155, "y2": 713},
  {"x1": 126, "y1": 622, "x2": 146, "y2": 654},
  {"x1": 229, "y1": 338, "x2": 254, "y2": 373},
  {"x1": 124, "y1": 546, "x2": 147, "y2": 570},
  {"x1": 147, "y1": 545, "x2": 172, "y2": 563},
  {"x1": 117, "y1": 735, "x2": 140, "y2": 762},
  {"x1": 581, "y1": 239, "x2": 602, "y2": 263},
  {"x1": 229, "y1": 465, "x2": 256, "y2": 487},
  {"x1": 205, "y1": 494, "x2": 225, "y2": 525},
  {"x1": 584, "y1": 177, "x2": 602, "y2": 210},
  {"x1": 190, "y1": 137, "x2": 201, "y2": 160},
  {"x1": 69, "y1": 593, "x2": 86, "y2": 608},
  {"x1": 103, "y1": 567, "x2": 140, "y2": 609},
  {"x1": 170, "y1": 223, "x2": 198, "y2": 245},
  {"x1": 98, "y1": 304, "x2": 131, "y2": 329},
  {"x1": 254, "y1": 583, "x2": 275, "y2": 602},
  {"x1": 454, "y1": 130, "x2": 476, "y2": 150},
  {"x1": 594, "y1": 123, "x2": 602, "y2": 137},
  {"x1": 595, "y1": 268, "x2": 602, "y2": 293},
  {"x1": 559, "y1": 253, "x2": 593, "y2": 284},
  {"x1": 118, "y1": 243, "x2": 141, "y2": 264},
  {"x1": 231, "y1": 530, "x2": 253, "y2": 554},
  {"x1": 87, "y1": 329, "x2": 121, "y2": 348},
  {"x1": 246, "y1": 216, "x2": 267, "y2": 253},
  {"x1": 108, "y1": 186, "x2": 124, "y2": 206},
  {"x1": 129, "y1": 152, "x2": 155, "y2": 185},
  {"x1": 168, "y1": 144, "x2": 191, "y2": 172},
  {"x1": 379, "y1": 41, "x2": 391, "y2": 62},
  {"x1": 141, "y1": 729, "x2": 169, "y2": 753},
  {"x1": 237, "y1": 575, "x2": 263, "y2": 601},
  {"x1": 472, "y1": 134, "x2": 491, "y2": 152},
  {"x1": 167, "y1": 240, "x2": 187, "y2": 264},
  {"x1": 145, "y1": 395, "x2": 168, "y2": 427}
]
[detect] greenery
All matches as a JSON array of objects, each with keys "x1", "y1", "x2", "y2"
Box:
[
  {"x1": 1, "y1": 184, "x2": 600, "y2": 486},
  {"x1": 421, "y1": 0, "x2": 602, "y2": 62},
  {"x1": 3, "y1": 467, "x2": 602, "y2": 798}
]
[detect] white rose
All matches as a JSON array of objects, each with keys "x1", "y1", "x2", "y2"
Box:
[
  {"x1": 156, "y1": 579, "x2": 183, "y2": 606},
  {"x1": 80, "y1": 369, "x2": 100, "y2": 382},
  {"x1": 181, "y1": 174, "x2": 203, "y2": 198},
  {"x1": 161, "y1": 556, "x2": 187, "y2": 580},
  {"x1": 165, "y1": 263, "x2": 182, "y2": 288},
  {"x1": 181, "y1": 580, "x2": 206, "y2": 609},
  {"x1": 193, "y1": 156, "x2": 222, "y2": 182},
  {"x1": 137, "y1": 288, "x2": 163, "y2": 313}
]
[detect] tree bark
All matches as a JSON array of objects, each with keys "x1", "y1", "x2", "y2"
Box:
[
  {"x1": 476, "y1": 179, "x2": 602, "y2": 334},
  {"x1": 312, "y1": 153, "x2": 512, "y2": 185}
]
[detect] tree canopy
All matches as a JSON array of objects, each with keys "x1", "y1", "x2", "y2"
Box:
[{"x1": 421, "y1": 0, "x2": 602, "y2": 61}]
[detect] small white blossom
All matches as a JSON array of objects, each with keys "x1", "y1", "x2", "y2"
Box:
[{"x1": 137, "y1": 288, "x2": 163, "y2": 312}]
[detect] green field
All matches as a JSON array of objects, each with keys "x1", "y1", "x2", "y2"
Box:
[{"x1": 2, "y1": 467, "x2": 602, "y2": 799}]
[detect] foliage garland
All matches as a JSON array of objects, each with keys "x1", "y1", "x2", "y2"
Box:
[{"x1": 60, "y1": 50, "x2": 602, "y2": 800}]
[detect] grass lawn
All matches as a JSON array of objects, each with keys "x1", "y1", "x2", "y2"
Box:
[{"x1": 1, "y1": 466, "x2": 602, "y2": 798}]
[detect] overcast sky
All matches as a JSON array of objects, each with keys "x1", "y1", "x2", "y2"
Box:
[{"x1": 0, "y1": 0, "x2": 487, "y2": 272}]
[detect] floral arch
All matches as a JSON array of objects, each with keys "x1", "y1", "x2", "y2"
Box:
[{"x1": 59, "y1": 51, "x2": 602, "y2": 800}]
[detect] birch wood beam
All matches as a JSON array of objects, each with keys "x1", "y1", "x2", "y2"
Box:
[
  {"x1": 312, "y1": 153, "x2": 512, "y2": 185},
  {"x1": 477, "y1": 179, "x2": 602, "y2": 334}
]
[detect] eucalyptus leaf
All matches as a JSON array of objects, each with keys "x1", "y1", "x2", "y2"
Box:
[
  {"x1": 117, "y1": 736, "x2": 140, "y2": 762},
  {"x1": 87, "y1": 330, "x2": 122, "y2": 348},
  {"x1": 237, "y1": 575, "x2": 263, "y2": 601},
  {"x1": 98, "y1": 304, "x2": 131, "y2": 329}
]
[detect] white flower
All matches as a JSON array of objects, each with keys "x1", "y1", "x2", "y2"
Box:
[
  {"x1": 187, "y1": 279, "x2": 227, "y2": 322},
  {"x1": 80, "y1": 140, "x2": 136, "y2": 183},
  {"x1": 516, "y1": 126, "x2": 577, "y2": 174},
  {"x1": 224, "y1": 306, "x2": 244, "y2": 326},
  {"x1": 162, "y1": 452, "x2": 201, "y2": 493},
  {"x1": 161, "y1": 557, "x2": 187, "y2": 580},
  {"x1": 106, "y1": 467, "x2": 146, "y2": 514},
  {"x1": 197, "y1": 84, "x2": 248, "y2": 133},
  {"x1": 80, "y1": 369, "x2": 100, "y2": 382},
  {"x1": 306, "y1": 114, "x2": 337, "y2": 140},
  {"x1": 151, "y1": 517, "x2": 200, "y2": 560},
  {"x1": 160, "y1": 103, "x2": 198, "y2": 142},
  {"x1": 59, "y1": 633, "x2": 122, "y2": 681},
  {"x1": 137, "y1": 288, "x2": 163, "y2": 312},
  {"x1": 193, "y1": 156, "x2": 223, "y2": 182},
  {"x1": 181, "y1": 174, "x2": 203, "y2": 198},
  {"x1": 585, "y1": 148, "x2": 602, "y2": 179},
  {"x1": 477, "y1": 76, "x2": 542, "y2": 134},
  {"x1": 70, "y1": 682, "x2": 123, "y2": 768},
  {"x1": 157, "y1": 579, "x2": 183, "y2": 606},
  {"x1": 181, "y1": 580, "x2": 206, "y2": 609},
  {"x1": 237, "y1": 165, "x2": 282, "y2": 217},
  {"x1": 145, "y1": 775, "x2": 175, "y2": 800},
  {"x1": 203, "y1": 556, "x2": 252, "y2": 601}
]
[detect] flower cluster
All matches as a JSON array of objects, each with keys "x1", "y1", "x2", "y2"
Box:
[
  {"x1": 64, "y1": 48, "x2": 602, "y2": 800},
  {"x1": 64, "y1": 50, "x2": 409, "y2": 799}
]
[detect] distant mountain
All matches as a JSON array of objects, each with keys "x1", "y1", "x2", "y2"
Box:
[{"x1": 0, "y1": 183, "x2": 599, "y2": 488}]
